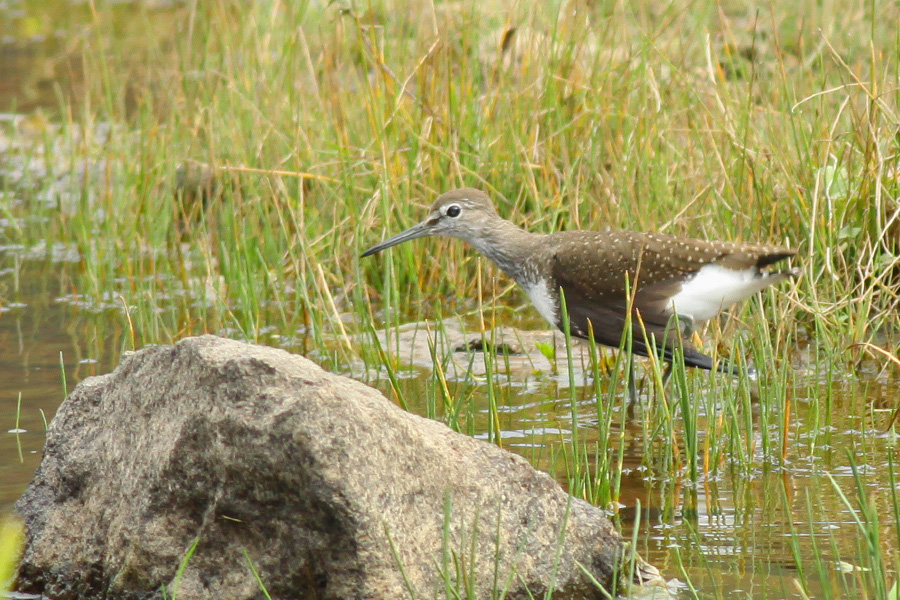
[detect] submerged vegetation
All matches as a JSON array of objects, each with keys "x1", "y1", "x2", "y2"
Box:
[{"x1": 0, "y1": 0, "x2": 899, "y2": 598}]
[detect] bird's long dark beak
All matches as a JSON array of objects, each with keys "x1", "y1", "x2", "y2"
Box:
[{"x1": 361, "y1": 220, "x2": 433, "y2": 257}]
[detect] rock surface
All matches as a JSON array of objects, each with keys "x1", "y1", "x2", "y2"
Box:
[{"x1": 16, "y1": 335, "x2": 659, "y2": 599}]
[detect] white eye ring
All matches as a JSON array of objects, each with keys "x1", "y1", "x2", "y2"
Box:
[{"x1": 445, "y1": 204, "x2": 462, "y2": 218}]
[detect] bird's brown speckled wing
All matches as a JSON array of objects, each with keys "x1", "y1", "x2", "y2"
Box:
[{"x1": 547, "y1": 230, "x2": 793, "y2": 369}]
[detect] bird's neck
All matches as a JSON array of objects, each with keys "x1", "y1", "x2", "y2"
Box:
[{"x1": 465, "y1": 220, "x2": 546, "y2": 286}]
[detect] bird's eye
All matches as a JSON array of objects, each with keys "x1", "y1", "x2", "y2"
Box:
[{"x1": 446, "y1": 204, "x2": 461, "y2": 218}]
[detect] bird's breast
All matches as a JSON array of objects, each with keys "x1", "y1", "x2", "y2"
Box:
[{"x1": 521, "y1": 279, "x2": 560, "y2": 328}]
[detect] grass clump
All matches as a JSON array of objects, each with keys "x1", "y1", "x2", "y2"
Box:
[
  {"x1": 3, "y1": 0, "x2": 896, "y2": 357},
  {"x1": 2, "y1": 0, "x2": 900, "y2": 598}
]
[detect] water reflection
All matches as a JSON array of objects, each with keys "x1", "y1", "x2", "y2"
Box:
[
  {"x1": 383, "y1": 351, "x2": 899, "y2": 599},
  {"x1": 0, "y1": 257, "x2": 122, "y2": 514}
]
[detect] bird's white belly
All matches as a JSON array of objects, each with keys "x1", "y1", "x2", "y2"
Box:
[
  {"x1": 522, "y1": 280, "x2": 559, "y2": 326},
  {"x1": 668, "y1": 264, "x2": 772, "y2": 322}
]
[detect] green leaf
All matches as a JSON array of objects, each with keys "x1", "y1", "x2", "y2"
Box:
[{"x1": 535, "y1": 340, "x2": 556, "y2": 362}]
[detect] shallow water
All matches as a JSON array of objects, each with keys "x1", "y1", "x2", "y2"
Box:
[
  {"x1": 0, "y1": 257, "x2": 119, "y2": 516},
  {"x1": 3, "y1": 247, "x2": 897, "y2": 600},
  {"x1": 391, "y1": 350, "x2": 899, "y2": 599}
]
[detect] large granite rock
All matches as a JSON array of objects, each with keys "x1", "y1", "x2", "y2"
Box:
[{"x1": 15, "y1": 335, "x2": 660, "y2": 599}]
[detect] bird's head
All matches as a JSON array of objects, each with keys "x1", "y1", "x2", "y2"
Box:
[{"x1": 361, "y1": 188, "x2": 500, "y2": 257}]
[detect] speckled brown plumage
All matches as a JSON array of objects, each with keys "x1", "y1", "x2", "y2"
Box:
[
  {"x1": 541, "y1": 230, "x2": 795, "y2": 368},
  {"x1": 362, "y1": 188, "x2": 798, "y2": 371}
]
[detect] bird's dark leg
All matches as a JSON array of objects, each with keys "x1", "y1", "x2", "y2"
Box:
[
  {"x1": 658, "y1": 314, "x2": 691, "y2": 393},
  {"x1": 674, "y1": 314, "x2": 694, "y2": 337},
  {"x1": 661, "y1": 362, "x2": 673, "y2": 387},
  {"x1": 627, "y1": 355, "x2": 639, "y2": 417}
]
